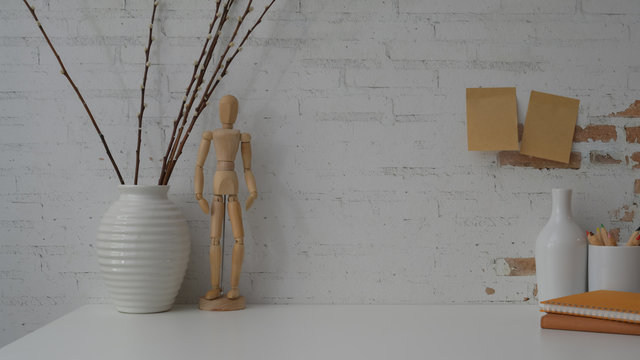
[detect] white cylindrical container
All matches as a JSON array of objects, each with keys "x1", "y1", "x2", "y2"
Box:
[
  {"x1": 588, "y1": 245, "x2": 640, "y2": 292},
  {"x1": 96, "y1": 185, "x2": 190, "y2": 313},
  {"x1": 535, "y1": 188, "x2": 587, "y2": 302}
]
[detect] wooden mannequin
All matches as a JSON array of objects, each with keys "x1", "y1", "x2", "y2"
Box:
[{"x1": 195, "y1": 95, "x2": 257, "y2": 311}]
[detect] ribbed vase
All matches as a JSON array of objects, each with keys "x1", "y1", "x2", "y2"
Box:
[{"x1": 96, "y1": 185, "x2": 190, "y2": 313}]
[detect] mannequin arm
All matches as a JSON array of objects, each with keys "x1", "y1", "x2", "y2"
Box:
[
  {"x1": 241, "y1": 133, "x2": 257, "y2": 210},
  {"x1": 195, "y1": 131, "x2": 212, "y2": 214}
]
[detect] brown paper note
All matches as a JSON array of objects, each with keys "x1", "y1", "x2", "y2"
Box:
[
  {"x1": 466, "y1": 87, "x2": 519, "y2": 151},
  {"x1": 520, "y1": 91, "x2": 580, "y2": 164}
]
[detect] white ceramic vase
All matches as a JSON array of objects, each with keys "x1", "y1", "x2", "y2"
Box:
[
  {"x1": 96, "y1": 185, "x2": 190, "y2": 313},
  {"x1": 535, "y1": 188, "x2": 587, "y2": 302}
]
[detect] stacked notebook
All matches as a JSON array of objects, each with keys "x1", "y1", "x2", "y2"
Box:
[{"x1": 539, "y1": 290, "x2": 640, "y2": 336}]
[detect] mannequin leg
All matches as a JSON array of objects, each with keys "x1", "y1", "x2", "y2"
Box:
[
  {"x1": 205, "y1": 195, "x2": 225, "y2": 300},
  {"x1": 226, "y1": 195, "x2": 244, "y2": 300}
]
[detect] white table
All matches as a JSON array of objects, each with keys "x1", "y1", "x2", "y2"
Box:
[{"x1": 1, "y1": 304, "x2": 638, "y2": 359}]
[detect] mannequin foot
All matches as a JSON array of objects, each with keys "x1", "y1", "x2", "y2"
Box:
[
  {"x1": 205, "y1": 288, "x2": 222, "y2": 300},
  {"x1": 226, "y1": 288, "x2": 240, "y2": 300}
]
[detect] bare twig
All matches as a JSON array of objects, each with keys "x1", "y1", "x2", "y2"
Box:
[
  {"x1": 162, "y1": 0, "x2": 236, "y2": 184},
  {"x1": 135, "y1": 0, "x2": 159, "y2": 185},
  {"x1": 208, "y1": 0, "x2": 276, "y2": 100},
  {"x1": 22, "y1": 0, "x2": 125, "y2": 184},
  {"x1": 159, "y1": 0, "x2": 223, "y2": 184},
  {"x1": 162, "y1": 0, "x2": 275, "y2": 184}
]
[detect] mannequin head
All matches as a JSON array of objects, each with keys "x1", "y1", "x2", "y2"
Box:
[{"x1": 219, "y1": 95, "x2": 238, "y2": 129}]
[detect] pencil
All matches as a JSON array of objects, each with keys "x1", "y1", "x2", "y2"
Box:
[
  {"x1": 600, "y1": 224, "x2": 615, "y2": 246},
  {"x1": 594, "y1": 227, "x2": 604, "y2": 245},
  {"x1": 589, "y1": 230, "x2": 604, "y2": 246}
]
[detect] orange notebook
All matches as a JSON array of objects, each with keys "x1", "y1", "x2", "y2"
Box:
[
  {"x1": 541, "y1": 314, "x2": 640, "y2": 336},
  {"x1": 540, "y1": 290, "x2": 640, "y2": 324}
]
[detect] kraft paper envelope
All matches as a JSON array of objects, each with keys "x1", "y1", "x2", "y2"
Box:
[
  {"x1": 466, "y1": 87, "x2": 519, "y2": 151},
  {"x1": 520, "y1": 91, "x2": 580, "y2": 164}
]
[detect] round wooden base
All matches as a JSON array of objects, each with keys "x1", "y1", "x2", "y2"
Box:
[{"x1": 199, "y1": 296, "x2": 246, "y2": 311}]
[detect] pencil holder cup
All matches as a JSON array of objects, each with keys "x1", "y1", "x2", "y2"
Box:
[{"x1": 588, "y1": 245, "x2": 640, "y2": 293}]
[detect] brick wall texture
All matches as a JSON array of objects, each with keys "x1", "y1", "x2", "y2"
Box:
[{"x1": 2, "y1": 0, "x2": 640, "y2": 347}]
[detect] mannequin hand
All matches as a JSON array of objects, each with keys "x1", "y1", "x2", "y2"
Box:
[
  {"x1": 245, "y1": 191, "x2": 257, "y2": 210},
  {"x1": 199, "y1": 198, "x2": 210, "y2": 214},
  {"x1": 196, "y1": 194, "x2": 210, "y2": 214}
]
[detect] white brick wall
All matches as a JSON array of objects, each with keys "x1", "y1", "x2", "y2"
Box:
[{"x1": 2, "y1": 0, "x2": 640, "y2": 347}]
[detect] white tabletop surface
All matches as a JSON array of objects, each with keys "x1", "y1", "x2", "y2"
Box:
[{"x1": 1, "y1": 304, "x2": 638, "y2": 359}]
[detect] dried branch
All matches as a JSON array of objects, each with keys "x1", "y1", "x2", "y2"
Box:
[
  {"x1": 161, "y1": 0, "x2": 275, "y2": 184},
  {"x1": 159, "y1": 0, "x2": 224, "y2": 184},
  {"x1": 208, "y1": 0, "x2": 276, "y2": 99},
  {"x1": 135, "y1": 0, "x2": 159, "y2": 185},
  {"x1": 22, "y1": 0, "x2": 125, "y2": 184},
  {"x1": 162, "y1": 0, "x2": 236, "y2": 184}
]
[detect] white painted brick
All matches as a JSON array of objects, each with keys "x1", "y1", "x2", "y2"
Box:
[
  {"x1": 0, "y1": 176, "x2": 17, "y2": 195},
  {"x1": 0, "y1": 67, "x2": 160, "y2": 93},
  {"x1": 1, "y1": 0, "x2": 47, "y2": 10},
  {"x1": 49, "y1": 0, "x2": 124, "y2": 10},
  {"x1": 127, "y1": 0, "x2": 212, "y2": 10},
  {"x1": 439, "y1": 67, "x2": 626, "y2": 91},
  {"x1": 346, "y1": 68, "x2": 436, "y2": 88},
  {"x1": 1, "y1": 18, "x2": 74, "y2": 38},
  {"x1": 300, "y1": 95, "x2": 391, "y2": 122},
  {"x1": 583, "y1": 0, "x2": 640, "y2": 14},
  {"x1": 0, "y1": 123, "x2": 68, "y2": 145},
  {"x1": 628, "y1": 73, "x2": 640, "y2": 90},
  {"x1": 629, "y1": 23, "x2": 640, "y2": 43},
  {"x1": 472, "y1": 43, "x2": 542, "y2": 63},
  {"x1": 74, "y1": 69, "x2": 162, "y2": 91},
  {"x1": 400, "y1": 0, "x2": 500, "y2": 14},
  {"x1": 121, "y1": 44, "x2": 195, "y2": 64},
  {"x1": 77, "y1": 17, "x2": 150, "y2": 37},
  {"x1": 306, "y1": 40, "x2": 385, "y2": 60},
  {"x1": 392, "y1": 93, "x2": 458, "y2": 116},
  {"x1": 388, "y1": 41, "x2": 469, "y2": 61},
  {"x1": 161, "y1": 18, "x2": 212, "y2": 38},
  {"x1": 499, "y1": 0, "x2": 576, "y2": 14},
  {"x1": 475, "y1": 43, "x2": 640, "y2": 67},
  {"x1": 438, "y1": 69, "x2": 523, "y2": 89},
  {"x1": 302, "y1": 1, "x2": 394, "y2": 14},
  {"x1": 40, "y1": 45, "x2": 117, "y2": 65},
  {"x1": 258, "y1": 18, "x2": 435, "y2": 42},
  {"x1": 0, "y1": 70, "x2": 71, "y2": 92},
  {"x1": 436, "y1": 21, "x2": 535, "y2": 42},
  {"x1": 0, "y1": 47, "x2": 38, "y2": 65},
  {"x1": 535, "y1": 22, "x2": 628, "y2": 41}
]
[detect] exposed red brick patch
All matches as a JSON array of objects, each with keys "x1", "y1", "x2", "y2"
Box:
[
  {"x1": 485, "y1": 287, "x2": 495, "y2": 295},
  {"x1": 610, "y1": 100, "x2": 640, "y2": 117},
  {"x1": 498, "y1": 151, "x2": 581, "y2": 169},
  {"x1": 590, "y1": 151, "x2": 622, "y2": 165},
  {"x1": 610, "y1": 228, "x2": 620, "y2": 243},
  {"x1": 499, "y1": 257, "x2": 536, "y2": 276},
  {"x1": 573, "y1": 125, "x2": 617, "y2": 142},
  {"x1": 635, "y1": 179, "x2": 640, "y2": 194},
  {"x1": 630, "y1": 152, "x2": 640, "y2": 169},
  {"x1": 612, "y1": 206, "x2": 635, "y2": 222},
  {"x1": 626, "y1": 126, "x2": 640, "y2": 143},
  {"x1": 518, "y1": 123, "x2": 523, "y2": 142}
]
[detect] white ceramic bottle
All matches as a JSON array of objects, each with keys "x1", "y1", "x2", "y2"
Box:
[{"x1": 535, "y1": 188, "x2": 587, "y2": 302}]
